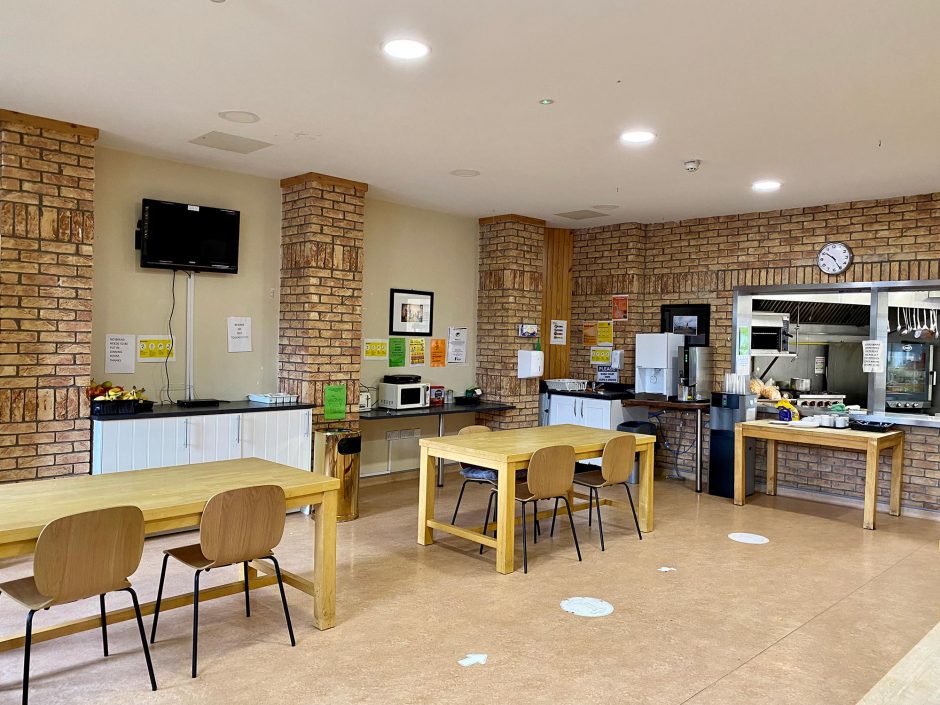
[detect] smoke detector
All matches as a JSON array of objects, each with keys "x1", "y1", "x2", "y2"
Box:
[{"x1": 683, "y1": 159, "x2": 702, "y2": 172}]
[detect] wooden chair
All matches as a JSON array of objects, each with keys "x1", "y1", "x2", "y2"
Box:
[
  {"x1": 449, "y1": 425, "x2": 494, "y2": 524},
  {"x1": 572, "y1": 435, "x2": 643, "y2": 550},
  {"x1": 150, "y1": 484, "x2": 294, "y2": 678},
  {"x1": 483, "y1": 445, "x2": 581, "y2": 573},
  {"x1": 0, "y1": 506, "x2": 157, "y2": 705}
]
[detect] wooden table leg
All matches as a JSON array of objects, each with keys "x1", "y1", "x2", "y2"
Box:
[
  {"x1": 733, "y1": 425, "x2": 745, "y2": 506},
  {"x1": 889, "y1": 438, "x2": 904, "y2": 518},
  {"x1": 495, "y1": 462, "x2": 516, "y2": 575},
  {"x1": 766, "y1": 439, "x2": 778, "y2": 496},
  {"x1": 863, "y1": 439, "x2": 879, "y2": 530},
  {"x1": 417, "y1": 445, "x2": 435, "y2": 545},
  {"x1": 313, "y1": 488, "x2": 337, "y2": 629},
  {"x1": 637, "y1": 444, "x2": 654, "y2": 533}
]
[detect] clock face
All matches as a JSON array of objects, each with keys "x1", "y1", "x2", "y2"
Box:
[{"x1": 817, "y1": 242, "x2": 853, "y2": 275}]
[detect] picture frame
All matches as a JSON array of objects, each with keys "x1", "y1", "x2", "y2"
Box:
[
  {"x1": 660, "y1": 303, "x2": 711, "y2": 347},
  {"x1": 389, "y1": 288, "x2": 434, "y2": 336}
]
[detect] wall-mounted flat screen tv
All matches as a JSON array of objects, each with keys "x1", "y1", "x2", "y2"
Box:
[{"x1": 138, "y1": 198, "x2": 240, "y2": 274}]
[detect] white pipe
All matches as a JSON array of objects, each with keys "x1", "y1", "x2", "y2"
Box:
[{"x1": 186, "y1": 272, "x2": 195, "y2": 400}]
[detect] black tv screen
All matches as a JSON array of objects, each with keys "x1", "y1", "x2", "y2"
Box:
[{"x1": 139, "y1": 199, "x2": 240, "y2": 274}]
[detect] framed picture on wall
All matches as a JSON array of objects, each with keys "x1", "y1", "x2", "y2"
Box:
[
  {"x1": 661, "y1": 304, "x2": 711, "y2": 346},
  {"x1": 389, "y1": 288, "x2": 434, "y2": 336}
]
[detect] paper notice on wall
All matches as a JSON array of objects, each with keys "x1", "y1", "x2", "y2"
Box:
[
  {"x1": 596, "y1": 365, "x2": 618, "y2": 383},
  {"x1": 814, "y1": 356, "x2": 826, "y2": 375},
  {"x1": 735, "y1": 355, "x2": 751, "y2": 376},
  {"x1": 430, "y1": 339, "x2": 447, "y2": 367},
  {"x1": 105, "y1": 334, "x2": 135, "y2": 374},
  {"x1": 590, "y1": 347, "x2": 612, "y2": 366},
  {"x1": 388, "y1": 337, "x2": 406, "y2": 367},
  {"x1": 323, "y1": 385, "x2": 347, "y2": 421},
  {"x1": 447, "y1": 327, "x2": 467, "y2": 364},
  {"x1": 408, "y1": 338, "x2": 426, "y2": 366},
  {"x1": 583, "y1": 322, "x2": 598, "y2": 347},
  {"x1": 227, "y1": 317, "x2": 252, "y2": 353},
  {"x1": 862, "y1": 340, "x2": 885, "y2": 373},
  {"x1": 550, "y1": 320, "x2": 567, "y2": 345},
  {"x1": 363, "y1": 339, "x2": 388, "y2": 360},
  {"x1": 137, "y1": 335, "x2": 175, "y2": 363},
  {"x1": 596, "y1": 321, "x2": 614, "y2": 347},
  {"x1": 611, "y1": 295, "x2": 629, "y2": 321},
  {"x1": 737, "y1": 327, "x2": 751, "y2": 356}
]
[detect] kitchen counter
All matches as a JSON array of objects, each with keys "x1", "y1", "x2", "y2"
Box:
[
  {"x1": 623, "y1": 398, "x2": 709, "y2": 411},
  {"x1": 756, "y1": 402, "x2": 940, "y2": 428},
  {"x1": 92, "y1": 399, "x2": 314, "y2": 421},
  {"x1": 543, "y1": 386, "x2": 635, "y2": 401},
  {"x1": 359, "y1": 400, "x2": 514, "y2": 420}
]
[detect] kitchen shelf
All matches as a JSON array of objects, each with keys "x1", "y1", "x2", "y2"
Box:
[{"x1": 750, "y1": 352, "x2": 797, "y2": 358}]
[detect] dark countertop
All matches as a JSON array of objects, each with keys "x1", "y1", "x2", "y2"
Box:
[
  {"x1": 359, "y1": 400, "x2": 514, "y2": 421},
  {"x1": 92, "y1": 399, "x2": 315, "y2": 421},
  {"x1": 543, "y1": 383, "x2": 635, "y2": 401},
  {"x1": 623, "y1": 398, "x2": 710, "y2": 411}
]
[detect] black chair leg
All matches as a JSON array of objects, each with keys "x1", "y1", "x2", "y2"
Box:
[
  {"x1": 22, "y1": 610, "x2": 35, "y2": 705},
  {"x1": 623, "y1": 483, "x2": 643, "y2": 540},
  {"x1": 450, "y1": 479, "x2": 472, "y2": 524},
  {"x1": 550, "y1": 497, "x2": 559, "y2": 537},
  {"x1": 588, "y1": 489, "x2": 593, "y2": 527},
  {"x1": 561, "y1": 496, "x2": 582, "y2": 562},
  {"x1": 99, "y1": 593, "x2": 109, "y2": 656},
  {"x1": 243, "y1": 561, "x2": 251, "y2": 617},
  {"x1": 533, "y1": 500, "x2": 539, "y2": 543},
  {"x1": 267, "y1": 555, "x2": 296, "y2": 647},
  {"x1": 521, "y1": 501, "x2": 528, "y2": 574},
  {"x1": 124, "y1": 588, "x2": 158, "y2": 691},
  {"x1": 594, "y1": 487, "x2": 606, "y2": 551},
  {"x1": 150, "y1": 553, "x2": 169, "y2": 643},
  {"x1": 480, "y1": 490, "x2": 496, "y2": 555},
  {"x1": 192, "y1": 569, "x2": 202, "y2": 678}
]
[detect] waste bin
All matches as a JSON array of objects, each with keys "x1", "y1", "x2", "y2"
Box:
[
  {"x1": 313, "y1": 429, "x2": 362, "y2": 522},
  {"x1": 614, "y1": 420, "x2": 658, "y2": 484},
  {"x1": 708, "y1": 393, "x2": 756, "y2": 498}
]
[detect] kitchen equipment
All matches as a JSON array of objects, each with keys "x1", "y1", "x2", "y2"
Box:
[
  {"x1": 886, "y1": 342, "x2": 934, "y2": 410},
  {"x1": 358, "y1": 391, "x2": 372, "y2": 411},
  {"x1": 313, "y1": 429, "x2": 361, "y2": 521},
  {"x1": 849, "y1": 419, "x2": 896, "y2": 433},
  {"x1": 834, "y1": 416, "x2": 850, "y2": 428},
  {"x1": 445, "y1": 389, "x2": 455, "y2": 404},
  {"x1": 818, "y1": 414, "x2": 834, "y2": 427},
  {"x1": 248, "y1": 393, "x2": 299, "y2": 405},
  {"x1": 544, "y1": 379, "x2": 588, "y2": 391},
  {"x1": 790, "y1": 377, "x2": 811, "y2": 393},
  {"x1": 635, "y1": 333, "x2": 684, "y2": 396},
  {"x1": 751, "y1": 312, "x2": 791, "y2": 354},
  {"x1": 677, "y1": 345, "x2": 712, "y2": 401},
  {"x1": 794, "y1": 394, "x2": 846, "y2": 408},
  {"x1": 377, "y1": 382, "x2": 430, "y2": 410},
  {"x1": 709, "y1": 393, "x2": 757, "y2": 498},
  {"x1": 383, "y1": 374, "x2": 421, "y2": 384},
  {"x1": 429, "y1": 385, "x2": 446, "y2": 406}
]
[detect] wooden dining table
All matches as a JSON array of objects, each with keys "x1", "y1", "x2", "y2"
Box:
[
  {"x1": 418, "y1": 424, "x2": 656, "y2": 574},
  {"x1": 0, "y1": 457, "x2": 340, "y2": 653}
]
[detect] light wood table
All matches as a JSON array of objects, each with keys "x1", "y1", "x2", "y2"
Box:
[
  {"x1": 0, "y1": 458, "x2": 340, "y2": 653},
  {"x1": 418, "y1": 424, "x2": 656, "y2": 574},
  {"x1": 733, "y1": 420, "x2": 905, "y2": 529}
]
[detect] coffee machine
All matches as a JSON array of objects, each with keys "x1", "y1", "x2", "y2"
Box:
[{"x1": 677, "y1": 346, "x2": 712, "y2": 401}]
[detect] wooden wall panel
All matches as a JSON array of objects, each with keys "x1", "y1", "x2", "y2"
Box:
[{"x1": 541, "y1": 228, "x2": 573, "y2": 379}]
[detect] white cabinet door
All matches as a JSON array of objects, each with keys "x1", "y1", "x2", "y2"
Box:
[
  {"x1": 92, "y1": 417, "x2": 187, "y2": 474},
  {"x1": 581, "y1": 398, "x2": 613, "y2": 430},
  {"x1": 241, "y1": 409, "x2": 312, "y2": 471},
  {"x1": 187, "y1": 414, "x2": 242, "y2": 464},
  {"x1": 547, "y1": 395, "x2": 578, "y2": 426}
]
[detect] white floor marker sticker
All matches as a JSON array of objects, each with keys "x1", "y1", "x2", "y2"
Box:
[
  {"x1": 728, "y1": 532, "x2": 770, "y2": 544},
  {"x1": 560, "y1": 597, "x2": 614, "y2": 617},
  {"x1": 657, "y1": 566, "x2": 677, "y2": 572},
  {"x1": 458, "y1": 654, "x2": 487, "y2": 667}
]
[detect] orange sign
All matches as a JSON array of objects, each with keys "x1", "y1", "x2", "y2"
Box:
[
  {"x1": 430, "y1": 339, "x2": 447, "y2": 367},
  {"x1": 582, "y1": 322, "x2": 597, "y2": 347}
]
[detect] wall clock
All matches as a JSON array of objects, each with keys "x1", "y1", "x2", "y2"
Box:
[{"x1": 817, "y1": 242, "x2": 853, "y2": 275}]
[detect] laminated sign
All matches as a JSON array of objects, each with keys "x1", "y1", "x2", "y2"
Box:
[
  {"x1": 363, "y1": 339, "x2": 389, "y2": 360},
  {"x1": 590, "y1": 347, "x2": 612, "y2": 366}
]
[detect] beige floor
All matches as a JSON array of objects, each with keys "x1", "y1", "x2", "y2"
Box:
[{"x1": 1, "y1": 474, "x2": 938, "y2": 705}]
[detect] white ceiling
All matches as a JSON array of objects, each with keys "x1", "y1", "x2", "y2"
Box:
[{"x1": 3, "y1": 1, "x2": 939, "y2": 226}]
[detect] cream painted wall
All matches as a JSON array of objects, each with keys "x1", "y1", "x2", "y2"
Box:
[
  {"x1": 360, "y1": 198, "x2": 479, "y2": 475},
  {"x1": 92, "y1": 148, "x2": 281, "y2": 401}
]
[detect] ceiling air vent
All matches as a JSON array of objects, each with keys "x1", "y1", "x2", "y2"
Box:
[
  {"x1": 554, "y1": 209, "x2": 608, "y2": 220},
  {"x1": 188, "y1": 131, "x2": 273, "y2": 154}
]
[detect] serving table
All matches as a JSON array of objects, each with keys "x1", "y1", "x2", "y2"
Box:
[
  {"x1": 417, "y1": 424, "x2": 656, "y2": 574},
  {"x1": 0, "y1": 458, "x2": 340, "y2": 653},
  {"x1": 733, "y1": 420, "x2": 905, "y2": 529}
]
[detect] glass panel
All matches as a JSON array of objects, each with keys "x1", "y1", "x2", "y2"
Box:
[{"x1": 885, "y1": 289, "x2": 940, "y2": 412}]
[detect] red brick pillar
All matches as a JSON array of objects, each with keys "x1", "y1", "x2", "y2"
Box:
[
  {"x1": 476, "y1": 214, "x2": 545, "y2": 429},
  {"x1": 279, "y1": 172, "x2": 367, "y2": 431},
  {"x1": 0, "y1": 110, "x2": 97, "y2": 482}
]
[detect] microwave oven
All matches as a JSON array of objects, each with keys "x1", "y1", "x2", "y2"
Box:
[{"x1": 378, "y1": 382, "x2": 430, "y2": 410}]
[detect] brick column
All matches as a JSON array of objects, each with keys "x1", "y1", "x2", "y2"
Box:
[
  {"x1": 279, "y1": 172, "x2": 367, "y2": 431},
  {"x1": 0, "y1": 110, "x2": 97, "y2": 482},
  {"x1": 476, "y1": 214, "x2": 545, "y2": 429}
]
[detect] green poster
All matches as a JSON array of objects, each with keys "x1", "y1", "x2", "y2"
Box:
[
  {"x1": 388, "y1": 337, "x2": 406, "y2": 367},
  {"x1": 324, "y1": 384, "x2": 347, "y2": 421},
  {"x1": 737, "y1": 327, "x2": 751, "y2": 356}
]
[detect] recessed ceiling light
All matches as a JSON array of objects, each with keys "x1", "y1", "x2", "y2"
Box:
[
  {"x1": 752, "y1": 179, "x2": 782, "y2": 193},
  {"x1": 450, "y1": 169, "x2": 480, "y2": 177},
  {"x1": 382, "y1": 39, "x2": 430, "y2": 59},
  {"x1": 218, "y1": 110, "x2": 260, "y2": 124},
  {"x1": 539, "y1": 98, "x2": 554, "y2": 105},
  {"x1": 619, "y1": 130, "x2": 656, "y2": 145}
]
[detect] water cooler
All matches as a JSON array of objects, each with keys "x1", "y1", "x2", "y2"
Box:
[
  {"x1": 708, "y1": 393, "x2": 756, "y2": 498},
  {"x1": 635, "y1": 333, "x2": 684, "y2": 396}
]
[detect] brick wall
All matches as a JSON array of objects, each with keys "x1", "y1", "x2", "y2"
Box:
[
  {"x1": 279, "y1": 172, "x2": 367, "y2": 430},
  {"x1": 476, "y1": 215, "x2": 544, "y2": 429},
  {"x1": 0, "y1": 111, "x2": 97, "y2": 482},
  {"x1": 569, "y1": 191, "x2": 940, "y2": 511}
]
